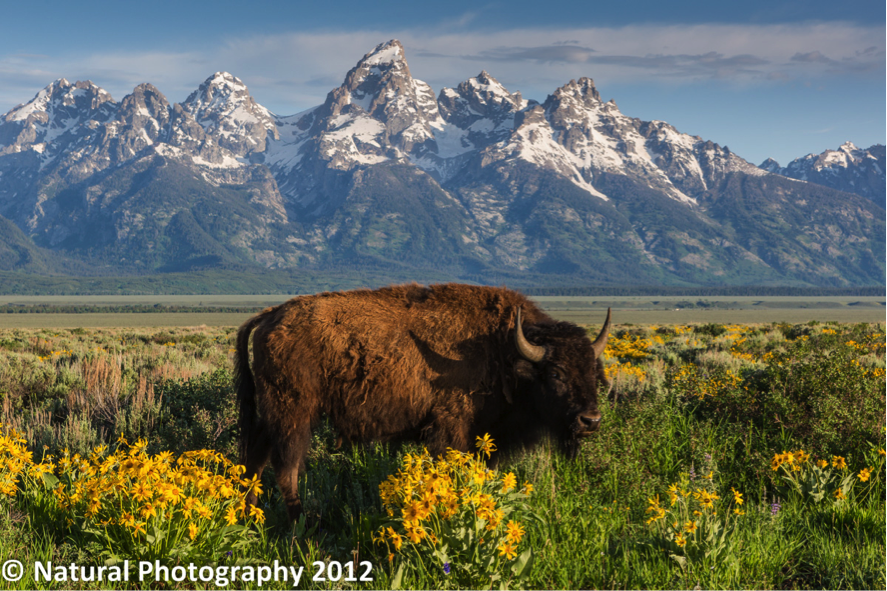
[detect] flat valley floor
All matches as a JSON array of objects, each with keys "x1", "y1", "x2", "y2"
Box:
[{"x1": 0, "y1": 295, "x2": 883, "y2": 328}]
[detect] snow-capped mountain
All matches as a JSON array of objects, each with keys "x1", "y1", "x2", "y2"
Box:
[
  {"x1": 0, "y1": 40, "x2": 882, "y2": 286},
  {"x1": 760, "y1": 142, "x2": 885, "y2": 206},
  {"x1": 263, "y1": 41, "x2": 766, "y2": 210}
]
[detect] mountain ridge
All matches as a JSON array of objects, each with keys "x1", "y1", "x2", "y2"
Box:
[
  {"x1": 0, "y1": 39, "x2": 883, "y2": 287},
  {"x1": 760, "y1": 142, "x2": 885, "y2": 207}
]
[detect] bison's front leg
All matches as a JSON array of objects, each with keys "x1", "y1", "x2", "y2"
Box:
[{"x1": 423, "y1": 408, "x2": 473, "y2": 457}]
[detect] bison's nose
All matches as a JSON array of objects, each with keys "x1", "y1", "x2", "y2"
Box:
[{"x1": 578, "y1": 411, "x2": 602, "y2": 430}]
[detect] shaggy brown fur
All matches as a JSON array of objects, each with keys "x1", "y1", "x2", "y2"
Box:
[{"x1": 235, "y1": 283, "x2": 609, "y2": 520}]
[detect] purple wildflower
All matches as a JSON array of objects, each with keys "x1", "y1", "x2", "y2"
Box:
[
  {"x1": 770, "y1": 502, "x2": 781, "y2": 515},
  {"x1": 689, "y1": 465, "x2": 696, "y2": 481},
  {"x1": 704, "y1": 453, "x2": 712, "y2": 462},
  {"x1": 443, "y1": 563, "x2": 451, "y2": 575}
]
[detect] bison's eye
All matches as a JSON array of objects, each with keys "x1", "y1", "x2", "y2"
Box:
[{"x1": 548, "y1": 369, "x2": 563, "y2": 382}]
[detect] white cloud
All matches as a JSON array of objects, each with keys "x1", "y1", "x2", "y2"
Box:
[{"x1": 1, "y1": 23, "x2": 882, "y2": 116}]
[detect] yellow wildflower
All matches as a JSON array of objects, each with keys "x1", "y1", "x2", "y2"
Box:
[
  {"x1": 498, "y1": 542, "x2": 517, "y2": 560},
  {"x1": 196, "y1": 504, "x2": 212, "y2": 520},
  {"x1": 388, "y1": 528, "x2": 403, "y2": 551},
  {"x1": 684, "y1": 520, "x2": 697, "y2": 534},
  {"x1": 188, "y1": 522, "x2": 198, "y2": 540},
  {"x1": 249, "y1": 505, "x2": 265, "y2": 524},
  {"x1": 139, "y1": 502, "x2": 158, "y2": 519},
  {"x1": 506, "y1": 520, "x2": 525, "y2": 543},
  {"x1": 476, "y1": 434, "x2": 497, "y2": 458},
  {"x1": 132, "y1": 482, "x2": 151, "y2": 503},
  {"x1": 405, "y1": 524, "x2": 424, "y2": 544},
  {"x1": 403, "y1": 501, "x2": 423, "y2": 522},
  {"x1": 646, "y1": 506, "x2": 666, "y2": 524},
  {"x1": 501, "y1": 472, "x2": 517, "y2": 493},
  {"x1": 693, "y1": 489, "x2": 719, "y2": 510},
  {"x1": 667, "y1": 483, "x2": 680, "y2": 506},
  {"x1": 675, "y1": 533, "x2": 686, "y2": 548},
  {"x1": 858, "y1": 467, "x2": 872, "y2": 482},
  {"x1": 832, "y1": 456, "x2": 847, "y2": 470}
]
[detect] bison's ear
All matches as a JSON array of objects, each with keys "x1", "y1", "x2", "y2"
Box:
[{"x1": 513, "y1": 359, "x2": 536, "y2": 380}]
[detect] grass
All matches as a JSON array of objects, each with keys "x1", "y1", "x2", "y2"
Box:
[{"x1": 0, "y1": 320, "x2": 882, "y2": 589}]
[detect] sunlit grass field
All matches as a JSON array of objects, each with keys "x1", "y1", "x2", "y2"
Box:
[{"x1": 0, "y1": 320, "x2": 883, "y2": 589}]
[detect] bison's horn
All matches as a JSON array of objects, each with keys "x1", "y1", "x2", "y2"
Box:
[
  {"x1": 515, "y1": 307, "x2": 546, "y2": 363},
  {"x1": 591, "y1": 308, "x2": 612, "y2": 359}
]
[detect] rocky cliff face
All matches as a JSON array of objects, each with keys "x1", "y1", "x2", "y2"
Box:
[{"x1": 0, "y1": 39, "x2": 882, "y2": 286}]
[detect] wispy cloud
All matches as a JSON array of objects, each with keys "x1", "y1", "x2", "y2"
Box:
[
  {"x1": 791, "y1": 51, "x2": 834, "y2": 64},
  {"x1": 467, "y1": 44, "x2": 596, "y2": 63}
]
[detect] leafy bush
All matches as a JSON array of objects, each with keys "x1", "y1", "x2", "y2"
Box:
[
  {"x1": 153, "y1": 368, "x2": 239, "y2": 458},
  {"x1": 695, "y1": 323, "x2": 728, "y2": 338},
  {"x1": 374, "y1": 436, "x2": 539, "y2": 589},
  {"x1": 771, "y1": 446, "x2": 885, "y2": 507},
  {"x1": 0, "y1": 426, "x2": 264, "y2": 566}
]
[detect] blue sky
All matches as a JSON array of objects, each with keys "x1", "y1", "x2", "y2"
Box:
[{"x1": 1, "y1": 0, "x2": 883, "y2": 166}]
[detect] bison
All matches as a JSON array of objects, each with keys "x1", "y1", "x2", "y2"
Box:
[{"x1": 235, "y1": 283, "x2": 611, "y2": 520}]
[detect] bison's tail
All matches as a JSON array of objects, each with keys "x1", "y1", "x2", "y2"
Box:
[{"x1": 235, "y1": 310, "x2": 271, "y2": 466}]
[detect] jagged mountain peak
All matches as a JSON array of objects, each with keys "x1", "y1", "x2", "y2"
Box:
[
  {"x1": 5, "y1": 78, "x2": 113, "y2": 124},
  {"x1": 116, "y1": 84, "x2": 170, "y2": 125},
  {"x1": 180, "y1": 71, "x2": 278, "y2": 154},
  {"x1": 545, "y1": 77, "x2": 602, "y2": 112},
  {"x1": 185, "y1": 72, "x2": 256, "y2": 111},
  {"x1": 461, "y1": 71, "x2": 523, "y2": 109},
  {"x1": 760, "y1": 157, "x2": 781, "y2": 172},
  {"x1": 360, "y1": 39, "x2": 406, "y2": 67},
  {"x1": 337, "y1": 39, "x2": 414, "y2": 106},
  {"x1": 184, "y1": 72, "x2": 267, "y2": 116},
  {"x1": 436, "y1": 70, "x2": 524, "y2": 141},
  {"x1": 338, "y1": 39, "x2": 412, "y2": 96},
  {"x1": 206, "y1": 71, "x2": 249, "y2": 90},
  {"x1": 302, "y1": 38, "x2": 439, "y2": 173},
  {"x1": 121, "y1": 83, "x2": 168, "y2": 104}
]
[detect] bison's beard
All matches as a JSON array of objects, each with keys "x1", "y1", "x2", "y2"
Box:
[
  {"x1": 561, "y1": 438, "x2": 581, "y2": 459},
  {"x1": 559, "y1": 429, "x2": 588, "y2": 459},
  {"x1": 561, "y1": 424, "x2": 598, "y2": 458}
]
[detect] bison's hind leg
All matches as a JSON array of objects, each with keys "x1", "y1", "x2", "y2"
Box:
[
  {"x1": 243, "y1": 426, "x2": 274, "y2": 510},
  {"x1": 269, "y1": 423, "x2": 313, "y2": 523}
]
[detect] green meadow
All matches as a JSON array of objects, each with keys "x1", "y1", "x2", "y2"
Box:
[{"x1": 0, "y1": 319, "x2": 883, "y2": 589}]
